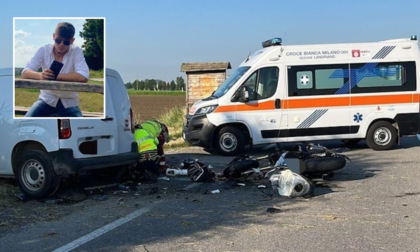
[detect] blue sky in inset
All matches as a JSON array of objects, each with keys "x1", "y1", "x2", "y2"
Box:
[{"x1": 14, "y1": 18, "x2": 86, "y2": 68}]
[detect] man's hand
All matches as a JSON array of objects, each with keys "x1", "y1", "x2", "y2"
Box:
[{"x1": 40, "y1": 69, "x2": 55, "y2": 80}]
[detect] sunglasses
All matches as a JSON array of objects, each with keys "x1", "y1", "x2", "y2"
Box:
[{"x1": 55, "y1": 38, "x2": 71, "y2": 46}]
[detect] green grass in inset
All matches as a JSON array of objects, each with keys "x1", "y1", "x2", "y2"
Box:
[
  {"x1": 15, "y1": 88, "x2": 104, "y2": 113},
  {"x1": 89, "y1": 69, "x2": 104, "y2": 79}
]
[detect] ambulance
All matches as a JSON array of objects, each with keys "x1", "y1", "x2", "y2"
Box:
[{"x1": 183, "y1": 36, "x2": 420, "y2": 155}]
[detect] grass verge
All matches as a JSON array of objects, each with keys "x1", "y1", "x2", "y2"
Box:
[{"x1": 158, "y1": 106, "x2": 190, "y2": 149}]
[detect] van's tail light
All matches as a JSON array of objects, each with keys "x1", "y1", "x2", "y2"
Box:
[
  {"x1": 58, "y1": 119, "x2": 72, "y2": 139},
  {"x1": 130, "y1": 107, "x2": 135, "y2": 133}
]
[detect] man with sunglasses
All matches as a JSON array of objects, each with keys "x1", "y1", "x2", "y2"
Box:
[{"x1": 21, "y1": 22, "x2": 89, "y2": 117}]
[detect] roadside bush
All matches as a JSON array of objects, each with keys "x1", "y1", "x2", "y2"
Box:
[{"x1": 158, "y1": 106, "x2": 189, "y2": 149}]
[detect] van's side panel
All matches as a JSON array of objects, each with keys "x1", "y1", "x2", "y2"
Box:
[
  {"x1": 106, "y1": 71, "x2": 134, "y2": 154},
  {"x1": 58, "y1": 69, "x2": 134, "y2": 160},
  {"x1": 0, "y1": 69, "x2": 59, "y2": 175},
  {"x1": 0, "y1": 70, "x2": 16, "y2": 174}
]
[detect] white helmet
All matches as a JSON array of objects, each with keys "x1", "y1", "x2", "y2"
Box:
[{"x1": 269, "y1": 169, "x2": 312, "y2": 197}]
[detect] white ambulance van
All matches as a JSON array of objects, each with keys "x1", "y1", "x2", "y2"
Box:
[
  {"x1": 0, "y1": 68, "x2": 138, "y2": 198},
  {"x1": 183, "y1": 36, "x2": 420, "y2": 155}
]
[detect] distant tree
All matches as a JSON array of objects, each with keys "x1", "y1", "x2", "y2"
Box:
[
  {"x1": 79, "y1": 19, "x2": 104, "y2": 70},
  {"x1": 139, "y1": 80, "x2": 145, "y2": 90},
  {"x1": 157, "y1": 80, "x2": 165, "y2": 90},
  {"x1": 150, "y1": 79, "x2": 157, "y2": 90},
  {"x1": 128, "y1": 78, "x2": 186, "y2": 91},
  {"x1": 170, "y1": 80, "x2": 176, "y2": 91},
  {"x1": 132, "y1": 79, "x2": 140, "y2": 90},
  {"x1": 176, "y1": 76, "x2": 185, "y2": 91},
  {"x1": 144, "y1": 79, "x2": 151, "y2": 90},
  {"x1": 145, "y1": 79, "x2": 157, "y2": 90}
]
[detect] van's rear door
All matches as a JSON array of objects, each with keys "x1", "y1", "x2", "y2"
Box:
[{"x1": 59, "y1": 69, "x2": 134, "y2": 159}]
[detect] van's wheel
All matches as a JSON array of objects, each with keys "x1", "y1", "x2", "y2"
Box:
[
  {"x1": 216, "y1": 126, "x2": 245, "y2": 156},
  {"x1": 16, "y1": 150, "x2": 60, "y2": 199},
  {"x1": 366, "y1": 121, "x2": 396, "y2": 150}
]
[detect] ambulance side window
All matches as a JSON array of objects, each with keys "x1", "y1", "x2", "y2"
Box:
[
  {"x1": 288, "y1": 62, "x2": 416, "y2": 96},
  {"x1": 350, "y1": 62, "x2": 416, "y2": 93},
  {"x1": 238, "y1": 67, "x2": 278, "y2": 101},
  {"x1": 288, "y1": 64, "x2": 349, "y2": 96},
  {"x1": 242, "y1": 72, "x2": 258, "y2": 100}
]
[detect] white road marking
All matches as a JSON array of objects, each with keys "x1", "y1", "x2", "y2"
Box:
[{"x1": 52, "y1": 207, "x2": 150, "y2": 252}]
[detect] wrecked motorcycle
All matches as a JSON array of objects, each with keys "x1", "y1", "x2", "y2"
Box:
[
  {"x1": 223, "y1": 143, "x2": 350, "y2": 197},
  {"x1": 224, "y1": 143, "x2": 349, "y2": 178}
]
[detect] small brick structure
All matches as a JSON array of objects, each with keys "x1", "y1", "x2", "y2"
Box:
[{"x1": 181, "y1": 62, "x2": 231, "y2": 112}]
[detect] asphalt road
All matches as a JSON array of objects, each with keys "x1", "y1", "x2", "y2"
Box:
[{"x1": 1, "y1": 137, "x2": 420, "y2": 252}]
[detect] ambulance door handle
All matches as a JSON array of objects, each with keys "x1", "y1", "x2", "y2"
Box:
[{"x1": 275, "y1": 99, "x2": 281, "y2": 109}]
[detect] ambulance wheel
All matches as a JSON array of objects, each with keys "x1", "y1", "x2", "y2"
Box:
[
  {"x1": 366, "y1": 121, "x2": 396, "y2": 150},
  {"x1": 216, "y1": 126, "x2": 245, "y2": 156},
  {"x1": 16, "y1": 150, "x2": 60, "y2": 199}
]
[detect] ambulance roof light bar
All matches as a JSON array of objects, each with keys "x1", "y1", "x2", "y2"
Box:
[
  {"x1": 411, "y1": 35, "x2": 417, "y2": 41},
  {"x1": 262, "y1": 38, "x2": 282, "y2": 48}
]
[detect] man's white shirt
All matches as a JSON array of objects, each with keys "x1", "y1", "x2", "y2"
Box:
[{"x1": 22, "y1": 44, "x2": 89, "y2": 108}]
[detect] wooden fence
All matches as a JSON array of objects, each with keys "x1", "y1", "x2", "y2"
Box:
[{"x1": 15, "y1": 78, "x2": 104, "y2": 117}]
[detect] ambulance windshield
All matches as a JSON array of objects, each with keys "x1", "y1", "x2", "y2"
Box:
[{"x1": 213, "y1": 66, "x2": 250, "y2": 98}]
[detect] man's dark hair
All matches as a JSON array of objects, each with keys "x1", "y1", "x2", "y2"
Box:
[{"x1": 55, "y1": 22, "x2": 75, "y2": 40}]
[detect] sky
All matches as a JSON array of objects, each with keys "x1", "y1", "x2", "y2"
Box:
[{"x1": 1, "y1": 0, "x2": 420, "y2": 83}]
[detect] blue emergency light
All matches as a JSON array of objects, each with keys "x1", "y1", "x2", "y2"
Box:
[
  {"x1": 262, "y1": 38, "x2": 282, "y2": 48},
  {"x1": 411, "y1": 35, "x2": 417, "y2": 41}
]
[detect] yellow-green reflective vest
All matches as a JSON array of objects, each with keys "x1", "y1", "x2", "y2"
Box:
[
  {"x1": 141, "y1": 120, "x2": 161, "y2": 138},
  {"x1": 134, "y1": 128, "x2": 158, "y2": 153}
]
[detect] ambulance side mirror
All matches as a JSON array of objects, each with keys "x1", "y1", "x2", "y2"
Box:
[
  {"x1": 231, "y1": 86, "x2": 249, "y2": 103},
  {"x1": 238, "y1": 86, "x2": 249, "y2": 103}
]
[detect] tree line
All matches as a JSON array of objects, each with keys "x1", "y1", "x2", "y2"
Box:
[{"x1": 125, "y1": 76, "x2": 186, "y2": 91}]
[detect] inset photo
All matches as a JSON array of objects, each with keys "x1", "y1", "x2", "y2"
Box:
[{"x1": 14, "y1": 17, "x2": 105, "y2": 118}]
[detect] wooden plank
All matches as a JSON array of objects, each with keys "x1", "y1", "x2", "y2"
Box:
[
  {"x1": 14, "y1": 106, "x2": 104, "y2": 117},
  {"x1": 15, "y1": 78, "x2": 104, "y2": 94}
]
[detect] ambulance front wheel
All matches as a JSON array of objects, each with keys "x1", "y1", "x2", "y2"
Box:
[
  {"x1": 366, "y1": 121, "x2": 396, "y2": 150},
  {"x1": 216, "y1": 126, "x2": 245, "y2": 156}
]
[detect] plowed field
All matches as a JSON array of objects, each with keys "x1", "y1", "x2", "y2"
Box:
[{"x1": 130, "y1": 95, "x2": 185, "y2": 122}]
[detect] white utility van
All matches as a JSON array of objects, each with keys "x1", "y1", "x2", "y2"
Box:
[
  {"x1": 183, "y1": 36, "x2": 420, "y2": 155},
  {"x1": 0, "y1": 68, "x2": 138, "y2": 198}
]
